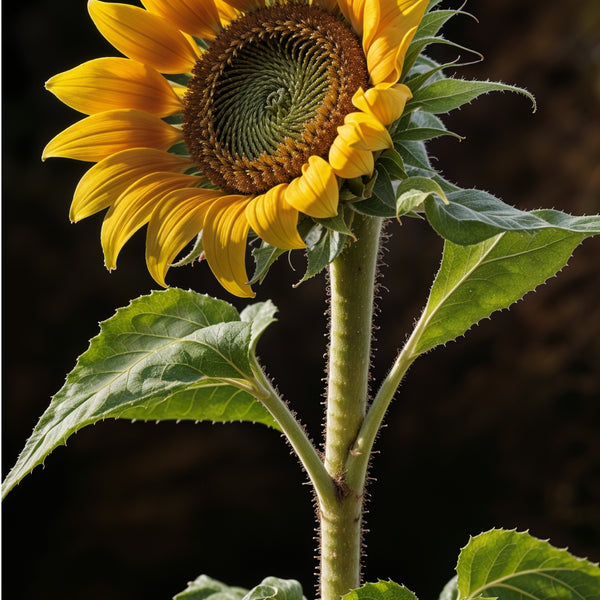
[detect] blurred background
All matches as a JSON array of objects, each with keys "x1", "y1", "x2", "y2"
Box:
[{"x1": 3, "y1": 1, "x2": 600, "y2": 599}]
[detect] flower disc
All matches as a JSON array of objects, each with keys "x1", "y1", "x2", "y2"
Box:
[{"x1": 183, "y1": 4, "x2": 368, "y2": 194}]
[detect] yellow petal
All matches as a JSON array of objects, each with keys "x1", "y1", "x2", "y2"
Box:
[
  {"x1": 101, "y1": 171, "x2": 198, "y2": 269},
  {"x1": 45, "y1": 57, "x2": 183, "y2": 117},
  {"x1": 328, "y1": 134, "x2": 374, "y2": 179},
  {"x1": 70, "y1": 148, "x2": 193, "y2": 221},
  {"x1": 362, "y1": 0, "x2": 428, "y2": 84},
  {"x1": 246, "y1": 184, "x2": 305, "y2": 250},
  {"x1": 214, "y1": 0, "x2": 240, "y2": 25},
  {"x1": 285, "y1": 156, "x2": 338, "y2": 219},
  {"x1": 336, "y1": 0, "x2": 367, "y2": 35},
  {"x1": 352, "y1": 83, "x2": 412, "y2": 126},
  {"x1": 203, "y1": 195, "x2": 255, "y2": 298},
  {"x1": 221, "y1": 0, "x2": 265, "y2": 14},
  {"x1": 146, "y1": 187, "x2": 222, "y2": 286},
  {"x1": 88, "y1": 0, "x2": 199, "y2": 74},
  {"x1": 42, "y1": 109, "x2": 183, "y2": 162},
  {"x1": 366, "y1": 24, "x2": 419, "y2": 85},
  {"x1": 141, "y1": 0, "x2": 222, "y2": 40},
  {"x1": 342, "y1": 112, "x2": 393, "y2": 151}
]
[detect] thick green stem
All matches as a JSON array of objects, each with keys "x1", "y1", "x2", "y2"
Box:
[{"x1": 320, "y1": 214, "x2": 382, "y2": 600}]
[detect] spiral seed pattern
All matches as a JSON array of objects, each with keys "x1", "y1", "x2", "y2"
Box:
[{"x1": 183, "y1": 4, "x2": 368, "y2": 194}]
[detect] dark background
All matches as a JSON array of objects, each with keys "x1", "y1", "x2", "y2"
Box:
[{"x1": 3, "y1": 1, "x2": 600, "y2": 599}]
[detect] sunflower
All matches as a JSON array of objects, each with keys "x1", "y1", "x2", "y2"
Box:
[{"x1": 43, "y1": 0, "x2": 427, "y2": 297}]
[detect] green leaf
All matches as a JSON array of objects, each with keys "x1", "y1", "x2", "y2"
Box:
[
  {"x1": 343, "y1": 580, "x2": 418, "y2": 600},
  {"x1": 243, "y1": 578, "x2": 305, "y2": 600},
  {"x1": 316, "y1": 208, "x2": 356, "y2": 238},
  {"x1": 240, "y1": 300, "x2": 278, "y2": 353},
  {"x1": 2, "y1": 289, "x2": 279, "y2": 498},
  {"x1": 174, "y1": 575, "x2": 248, "y2": 600},
  {"x1": 413, "y1": 227, "x2": 598, "y2": 355},
  {"x1": 396, "y1": 176, "x2": 448, "y2": 217},
  {"x1": 403, "y1": 38, "x2": 480, "y2": 81},
  {"x1": 438, "y1": 576, "x2": 458, "y2": 600},
  {"x1": 407, "y1": 78, "x2": 536, "y2": 115},
  {"x1": 456, "y1": 529, "x2": 600, "y2": 600},
  {"x1": 425, "y1": 189, "x2": 600, "y2": 245},
  {"x1": 394, "y1": 111, "x2": 462, "y2": 143},
  {"x1": 395, "y1": 140, "x2": 436, "y2": 175},
  {"x1": 250, "y1": 242, "x2": 286, "y2": 285},
  {"x1": 415, "y1": 9, "x2": 464, "y2": 40},
  {"x1": 298, "y1": 224, "x2": 349, "y2": 284},
  {"x1": 373, "y1": 163, "x2": 396, "y2": 208},
  {"x1": 378, "y1": 148, "x2": 408, "y2": 180},
  {"x1": 172, "y1": 232, "x2": 204, "y2": 267}
]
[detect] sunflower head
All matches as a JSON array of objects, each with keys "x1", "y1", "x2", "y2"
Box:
[{"x1": 43, "y1": 0, "x2": 430, "y2": 297}]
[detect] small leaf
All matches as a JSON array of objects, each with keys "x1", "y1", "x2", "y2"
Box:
[
  {"x1": 396, "y1": 176, "x2": 448, "y2": 217},
  {"x1": 378, "y1": 148, "x2": 408, "y2": 180},
  {"x1": 403, "y1": 38, "x2": 481, "y2": 81},
  {"x1": 395, "y1": 140, "x2": 436, "y2": 175},
  {"x1": 343, "y1": 580, "x2": 419, "y2": 600},
  {"x1": 405, "y1": 56, "x2": 462, "y2": 94},
  {"x1": 243, "y1": 578, "x2": 305, "y2": 600},
  {"x1": 457, "y1": 529, "x2": 600, "y2": 600},
  {"x1": 297, "y1": 225, "x2": 349, "y2": 284},
  {"x1": 172, "y1": 232, "x2": 204, "y2": 267},
  {"x1": 394, "y1": 109, "x2": 462, "y2": 142},
  {"x1": 415, "y1": 9, "x2": 464, "y2": 40},
  {"x1": 407, "y1": 78, "x2": 536, "y2": 115},
  {"x1": 250, "y1": 242, "x2": 286, "y2": 285},
  {"x1": 351, "y1": 196, "x2": 396, "y2": 218},
  {"x1": 2, "y1": 289, "x2": 279, "y2": 498},
  {"x1": 316, "y1": 208, "x2": 356, "y2": 239},
  {"x1": 438, "y1": 576, "x2": 458, "y2": 600},
  {"x1": 174, "y1": 575, "x2": 248, "y2": 600},
  {"x1": 413, "y1": 227, "x2": 598, "y2": 355},
  {"x1": 240, "y1": 300, "x2": 278, "y2": 353},
  {"x1": 372, "y1": 163, "x2": 396, "y2": 209}
]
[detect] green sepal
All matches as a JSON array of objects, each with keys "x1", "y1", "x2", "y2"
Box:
[
  {"x1": 416, "y1": 9, "x2": 468, "y2": 40},
  {"x1": 174, "y1": 575, "x2": 248, "y2": 600},
  {"x1": 405, "y1": 56, "x2": 461, "y2": 93},
  {"x1": 394, "y1": 112, "x2": 462, "y2": 143},
  {"x1": 298, "y1": 222, "x2": 350, "y2": 284},
  {"x1": 316, "y1": 205, "x2": 356, "y2": 238},
  {"x1": 403, "y1": 38, "x2": 481, "y2": 82},
  {"x1": 456, "y1": 529, "x2": 600, "y2": 600},
  {"x1": 377, "y1": 148, "x2": 408, "y2": 180},
  {"x1": 395, "y1": 140, "x2": 436, "y2": 175},
  {"x1": 352, "y1": 163, "x2": 396, "y2": 218},
  {"x1": 406, "y1": 78, "x2": 536, "y2": 115},
  {"x1": 343, "y1": 580, "x2": 419, "y2": 600},
  {"x1": 396, "y1": 176, "x2": 447, "y2": 217},
  {"x1": 2, "y1": 289, "x2": 281, "y2": 499},
  {"x1": 172, "y1": 232, "x2": 204, "y2": 267},
  {"x1": 250, "y1": 242, "x2": 286, "y2": 285}
]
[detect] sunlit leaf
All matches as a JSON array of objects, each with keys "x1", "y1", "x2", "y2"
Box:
[
  {"x1": 456, "y1": 530, "x2": 600, "y2": 600},
  {"x1": 343, "y1": 580, "x2": 418, "y2": 600},
  {"x1": 413, "y1": 227, "x2": 598, "y2": 355},
  {"x1": 2, "y1": 289, "x2": 279, "y2": 498}
]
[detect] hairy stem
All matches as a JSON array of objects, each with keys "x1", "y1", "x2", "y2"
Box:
[
  {"x1": 320, "y1": 214, "x2": 382, "y2": 600},
  {"x1": 244, "y1": 362, "x2": 337, "y2": 507}
]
